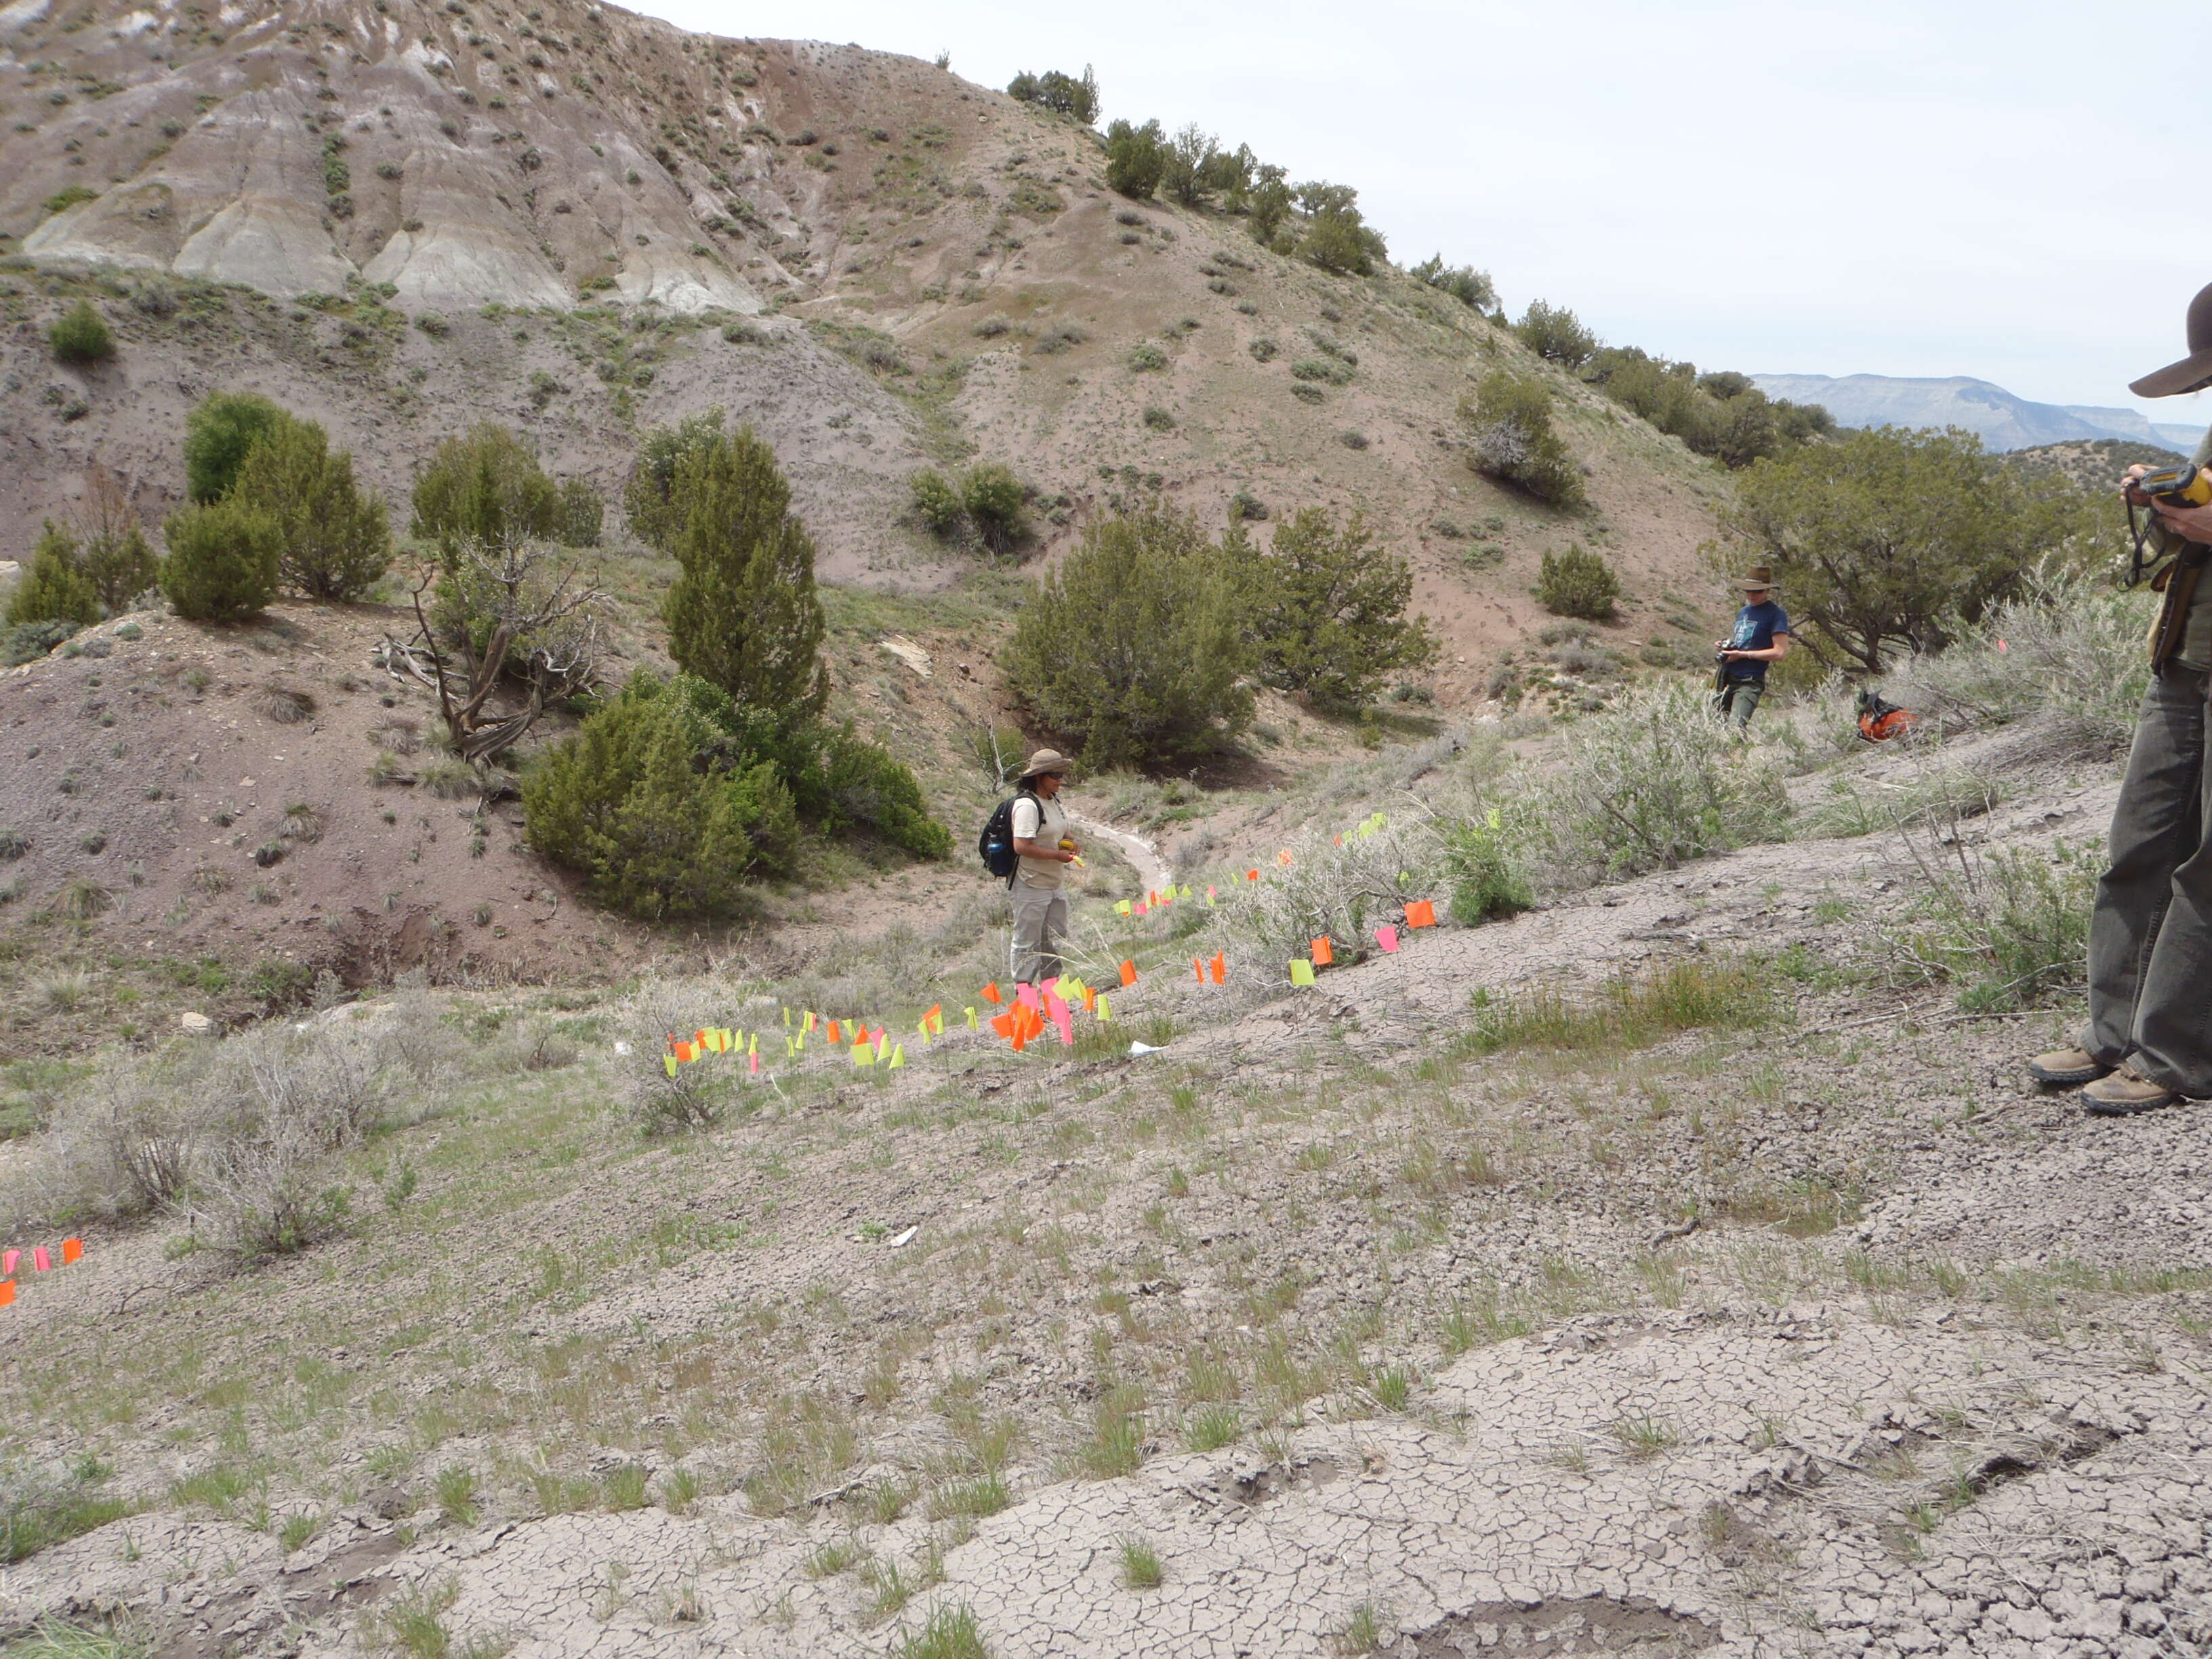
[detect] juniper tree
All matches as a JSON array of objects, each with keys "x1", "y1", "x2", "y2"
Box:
[
  {"x1": 662, "y1": 425, "x2": 830, "y2": 719},
  {"x1": 231, "y1": 413, "x2": 390, "y2": 599},
  {"x1": 410, "y1": 423, "x2": 562, "y2": 551},
  {"x1": 1253, "y1": 509, "x2": 1440, "y2": 709}
]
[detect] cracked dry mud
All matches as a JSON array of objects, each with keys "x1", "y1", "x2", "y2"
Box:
[{"x1": 5, "y1": 739, "x2": 2209, "y2": 1658}]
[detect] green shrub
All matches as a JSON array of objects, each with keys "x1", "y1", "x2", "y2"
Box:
[
  {"x1": 623, "y1": 407, "x2": 727, "y2": 551},
  {"x1": 1443, "y1": 808, "x2": 1531, "y2": 924},
  {"x1": 1410, "y1": 255, "x2": 1496, "y2": 310},
  {"x1": 662, "y1": 424, "x2": 830, "y2": 718},
  {"x1": 1535, "y1": 544, "x2": 1620, "y2": 621},
  {"x1": 909, "y1": 468, "x2": 965, "y2": 535},
  {"x1": 1006, "y1": 66, "x2": 1099, "y2": 123},
  {"x1": 79, "y1": 523, "x2": 157, "y2": 612},
  {"x1": 961, "y1": 462, "x2": 1026, "y2": 552},
  {"x1": 1128, "y1": 340, "x2": 1167, "y2": 372},
  {"x1": 1105, "y1": 118, "x2": 1166, "y2": 198},
  {"x1": 1251, "y1": 508, "x2": 1439, "y2": 709},
  {"x1": 1299, "y1": 207, "x2": 1374, "y2": 276},
  {"x1": 230, "y1": 412, "x2": 390, "y2": 599},
  {"x1": 1463, "y1": 370, "x2": 1584, "y2": 508},
  {"x1": 1002, "y1": 506, "x2": 1254, "y2": 768},
  {"x1": 1721, "y1": 425, "x2": 2098, "y2": 673},
  {"x1": 41, "y1": 184, "x2": 97, "y2": 218},
  {"x1": 159, "y1": 499, "x2": 281, "y2": 621},
  {"x1": 47, "y1": 300, "x2": 114, "y2": 365},
  {"x1": 1514, "y1": 300, "x2": 1598, "y2": 369},
  {"x1": 182, "y1": 391, "x2": 287, "y2": 504},
  {"x1": 5, "y1": 524, "x2": 99, "y2": 628},
  {"x1": 558, "y1": 478, "x2": 604, "y2": 547},
  {"x1": 1290, "y1": 357, "x2": 1352, "y2": 386},
  {"x1": 411, "y1": 423, "x2": 563, "y2": 550},
  {"x1": 1883, "y1": 839, "x2": 2099, "y2": 1012},
  {"x1": 524, "y1": 674, "x2": 798, "y2": 918}
]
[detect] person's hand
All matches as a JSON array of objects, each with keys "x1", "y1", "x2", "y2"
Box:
[
  {"x1": 2124, "y1": 462, "x2": 2155, "y2": 507},
  {"x1": 2153, "y1": 492, "x2": 2212, "y2": 541}
]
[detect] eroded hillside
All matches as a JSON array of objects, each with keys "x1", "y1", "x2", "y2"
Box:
[{"x1": 0, "y1": 0, "x2": 1732, "y2": 683}]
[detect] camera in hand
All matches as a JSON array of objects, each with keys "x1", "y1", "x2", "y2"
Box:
[{"x1": 2136, "y1": 465, "x2": 2212, "y2": 508}]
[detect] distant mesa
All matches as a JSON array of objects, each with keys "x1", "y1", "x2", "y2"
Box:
[{"x1": 1750, "y1": 372, "x2": 2205, "y2": 453}]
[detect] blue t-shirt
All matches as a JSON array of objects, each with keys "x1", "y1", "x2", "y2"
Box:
[{"x1": 1725, "y1": 600, "x2": 1790, "y2": 682}]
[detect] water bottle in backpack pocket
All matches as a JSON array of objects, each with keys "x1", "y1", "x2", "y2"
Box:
[{"x1": 977, "y1": 789, "x2": 1032, "y2": 884}]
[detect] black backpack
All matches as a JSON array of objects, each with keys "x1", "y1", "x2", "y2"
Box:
[{"x1": 977, "y1": 787, "x2": 1036, "y2": 885}]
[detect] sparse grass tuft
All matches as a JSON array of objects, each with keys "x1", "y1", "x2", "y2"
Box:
[
  {"x1": 434, "y1": 1466, "x2": 478, "y2": 1528},
  {"x1": 1080, "y1": 1386, "x2": 1145, "y2": 1479},
  {"x1": 1469, "y1": 956, "x2": 1775, "y2": 1057},
  {"x1": 1183, "y1": 1401, "x2": 1243, "y2": 1452},
  {"x1": 1118, "y1": 1534, "x2": 1163, "y2": 1589},
  {"x1": 1335, "y1": 1601, "x2": 1385, "y2": 1654},
  {"x1": 1608, "y1": 1415, "x2": 1681, "y2": 1460},
  {"x1": 895, "y1": 1603, "x2": 986, "y2": 1659}
]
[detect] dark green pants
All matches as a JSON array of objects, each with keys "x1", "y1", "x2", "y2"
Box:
[
  {"x1": 1713, "y1": 677, "x2": 1764, "y2": 727},
  {"x1": 2086, "y1": 667, "x2": 2212, "y2": 1093}
]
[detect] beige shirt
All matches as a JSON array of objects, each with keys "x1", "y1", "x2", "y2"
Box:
[{"x1": 1010, "y1": 792, "x2": 1068, "y2": 890}]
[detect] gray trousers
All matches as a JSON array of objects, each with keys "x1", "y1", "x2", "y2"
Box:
[
  {"x1": 2085, "y1": 667, "x2": 2212, "y2": 1093},
  {"x1": 1713, "y1": 677, "x2": 1765, "y2": 727},
  {"x1": 1010, "y1": 885, "x2": 1069, "y2": 987}
]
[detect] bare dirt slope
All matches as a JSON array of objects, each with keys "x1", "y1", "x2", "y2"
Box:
[
  {"x1": 0, "y1": 0, "x2": 1732, "y2": 682},
  {"x1": 1, "y1": 716, "x2": 2203, "y2": 1658}
]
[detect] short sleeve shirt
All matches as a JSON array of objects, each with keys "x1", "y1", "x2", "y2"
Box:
[
  {"x1": 1725, "y1": 600, "x2": 1790, "y2": 682},
  {"x1": 1010, "y1": 793, "x2": 1067, "y2": 890}
]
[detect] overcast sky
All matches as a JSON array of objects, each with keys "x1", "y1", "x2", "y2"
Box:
[{"x1": 638, "y1": 0, "x2": 2206, "y2": 419}]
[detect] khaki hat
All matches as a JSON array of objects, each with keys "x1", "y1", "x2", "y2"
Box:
[
  {"x1": 1732, "y1": 565, "x2": 1781, "y2": 592},
  {"x1": 1019, "y1": 748, "x2": 1071, "y2": 779},
  {"x1": 2132, "y1": 281, "x2": 2212, "y2": 398}
]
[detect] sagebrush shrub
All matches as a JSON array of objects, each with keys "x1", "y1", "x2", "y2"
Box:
[
  {"x1": 1537, "y1": 682, "x2": 1790, "y2": 882},
  {"x1": 47, "y1": 300, "x2": 114, "y2": 365},
  {"x1": 1535, "y1": 544, "x2": 1621, "y2": 621}
]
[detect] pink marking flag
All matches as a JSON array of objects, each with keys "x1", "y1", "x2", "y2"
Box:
[
  {"x1": 1017, "y1": 983, "x2": 1041, "y2": 1012},
  {"x1": 1, "y1": 1250, "x2": 15, "y2": 1277},
  {"x1": 1375, "y1": 924, "x2": 1400, "y2": 954},
  {"x1": 31, "y1": 1247, "x2": 50, "y2": 1273}
]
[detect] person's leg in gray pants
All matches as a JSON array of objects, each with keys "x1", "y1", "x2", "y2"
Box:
[
  {"x1": 1010, "y1": 886, "x2": 1069, "y2": 987},
  {"x1": 2085, "y1": 667, "x2": 2212, "y2": 1091}
]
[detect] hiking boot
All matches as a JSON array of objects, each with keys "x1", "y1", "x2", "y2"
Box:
[
  {"x1": 2026, "y1": 1047, "x2": 2114, "y2": 1087},
  {"x1": 2081, "y1": 1065, "x2": 2184, "y2": 1116}
]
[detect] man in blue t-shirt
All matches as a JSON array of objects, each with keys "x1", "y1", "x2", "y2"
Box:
[{"x1": 1713, "y1": 565, "x2": 1792, "y2": 727}]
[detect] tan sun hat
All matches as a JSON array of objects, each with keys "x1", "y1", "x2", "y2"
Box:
[
  {"x1": 1731, "y1": 565, "x2": 1780, "y2": 592},
  {"x1": 2131, "y1": 281, "x2": 2212, "y2": 398},
  {"x1": 1019, "y1": 748, "x2": 1071, "y2": 780}
]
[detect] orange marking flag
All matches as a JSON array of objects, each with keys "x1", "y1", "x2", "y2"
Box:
[
  {"x1": 1194, "y1": 957, "x2": 1205, "y2": 983},
  {"x1": 826, "y1": 1020, "x2": 843, "y2": 1044},
  {"x1": 1277, "y1": 850, "x2": 1294, "y2": 867},
  {"x1": 1246, "y1": 869, "x2": 1260, "y2": 882},
  {"x1": 1084, "y1": 987, "x2": 1097, "y2": 1012},
  {"x1": 982, "y1": 982, "x2": 1004, "y2": 1005},
  {"x1": 61, "y1": 1238, "x2": 81, "y2": 1265},
  {"x1": 1405, "y1": 899, "x2": 1438, "y2": 929},
  {"x1": 1119, "y1": 960, "x2": 1138, "y2": 988},
  {"x1": 0, "y1": 1280, "x2": 12, "y2": 1310},
  {"x1": 1210, "y1": 953, "x2": 1227, "y2": 985},
  {"x1": 1311, "y1": 937, "x2": 1334, "y2": 968},
  {"x1": 991, "y1": 1010, "x2": 1017, "y2": 1040}
]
